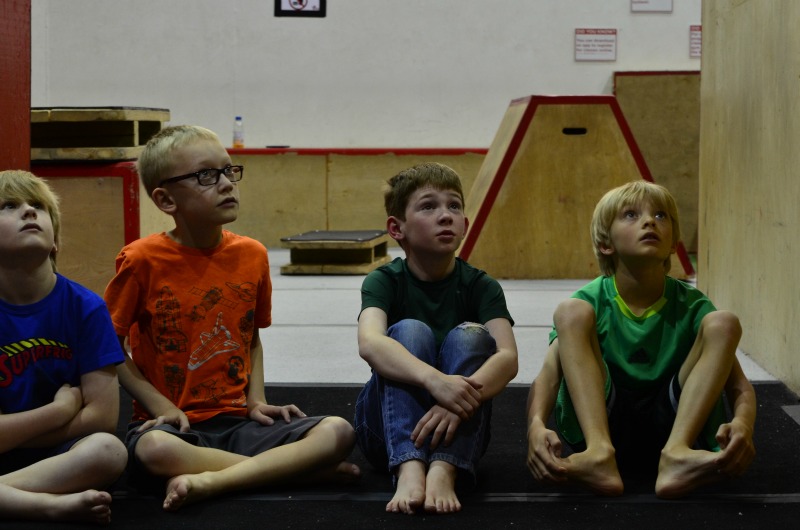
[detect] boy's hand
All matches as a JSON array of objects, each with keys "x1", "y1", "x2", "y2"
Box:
[
  {"x1": 53, "y1": 384, "x2": 83, "y2": 418},
  {"x1": 411, "y1": 404, "x2": 462, "y2": 450},
  {"x1": 248, "y1": 402, "x2": 307, "y2": 426},
  {"x1": 714, "y1": 417, "x2": 755, "y2": 477},
  {"x1": 428, "y1": 374, "x2": 483, "y2": 420},
  {"x1": 526, "y1": 416, "x2": 568, "y2": 483},
  {"x1": 137, "y1": 407, "x2": 190, "y2": 433}
]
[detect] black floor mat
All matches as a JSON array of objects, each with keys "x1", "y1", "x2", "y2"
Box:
[{"x1": 3, "y1": 381, "x2": 798, "y2": 529}]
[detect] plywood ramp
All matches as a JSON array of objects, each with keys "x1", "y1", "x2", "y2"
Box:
[{"x1": 459, "y1": 95, "x2": 692, "y2": 279}]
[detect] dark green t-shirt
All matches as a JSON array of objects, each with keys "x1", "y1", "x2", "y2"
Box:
[{"x1": 360, "y1": 257, "x2": 513, "y2": 349}]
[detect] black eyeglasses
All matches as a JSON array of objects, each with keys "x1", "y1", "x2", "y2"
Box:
[{"x1": 158, "y1": 165, "x2": 244, "y2": 187}]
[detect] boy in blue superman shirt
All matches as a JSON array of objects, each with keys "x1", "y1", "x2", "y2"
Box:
[{"x1": 0, "y1": 170, "x2": 126, "y2": 525}]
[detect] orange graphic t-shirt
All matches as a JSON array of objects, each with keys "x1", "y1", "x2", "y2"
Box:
[{"x1": 105, "y1": 231, "x2": 271, "y2": 423}]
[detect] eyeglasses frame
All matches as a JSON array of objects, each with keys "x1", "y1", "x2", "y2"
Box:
[{"x1": 157, "y1": 165, "x2": 244, "y2": 188}]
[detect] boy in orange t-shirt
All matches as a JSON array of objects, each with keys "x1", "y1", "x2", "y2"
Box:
[{"x1": 104, "y1": 126, "x2": 359, "y2": 512}]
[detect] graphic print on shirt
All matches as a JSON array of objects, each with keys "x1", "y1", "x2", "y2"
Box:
[
  {"x1": 0, "y1": 338, "x2": 72, "y2": 388},
  {"x1": 225, "y1": 355, "x2": 246, "y2": 385},
  {"x1": 238, "y1": 309, "x2": 255, "y2": 348},
  {"x1": 190, "y1": 377, "x2": 224, "y2": 405},
  {"x1": 163, "y1": 363, "x2": 186, "y2": 402},
  {"x1": 155, "y1": 286, "x2": 189, "y2": 354},
  {"x1": 226, "y1": 281, "x2": 257, "y2": 303},
  {"x1": 187, "y1": 285, "x2": 237, "y2": 322},
  {"x1": 188, "y1": 312, "x2": 241, "y2": 370}
]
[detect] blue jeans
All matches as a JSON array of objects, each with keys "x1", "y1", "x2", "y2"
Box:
[{"x1": 354, "y1": 319, "x2": 495, "y2": 484}]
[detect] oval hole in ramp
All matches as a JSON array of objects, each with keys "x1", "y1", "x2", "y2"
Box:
[{"x1": 562, "y1": 127, "x2": 587, "y2": 135}]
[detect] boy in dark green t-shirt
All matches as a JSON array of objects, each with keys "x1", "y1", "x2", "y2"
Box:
[
  {"x1": 525, "y1": 181, "x2": 756, "y2": 499},
  {"x1": 355, "y1": 163, "x2": 518, "y2": 515}
]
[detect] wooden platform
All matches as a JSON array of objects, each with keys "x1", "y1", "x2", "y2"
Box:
[
  {"x1": 31, "y1": 106, "x2": 170, "y2": 161},
  {"x1": 459, "y1": 95, "x2": 694, "y2": 280},
  {"x1": 279, "y1": 230, "x2": 391, "y2": 275}
]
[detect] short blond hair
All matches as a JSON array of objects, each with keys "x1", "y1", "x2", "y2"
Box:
[
  {"x1": 136, "y1": 125, "x2": 221, "y2": 196},
  {"x1": 590, "y1": 180, "x2": 680, "y2": 276},
  {"x1": 0, "y1": 170, "x2": 61, "y2": 272}
]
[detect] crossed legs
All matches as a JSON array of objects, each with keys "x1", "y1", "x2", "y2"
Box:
[
  {"x1": 134, "y1": 416, "x2": 359, "y2": 511},
  {"x1": 0, "y1": 433, "x2": 127, "y2": 525}
]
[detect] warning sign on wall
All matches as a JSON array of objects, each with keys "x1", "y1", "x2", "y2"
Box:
[
  {"x1": 575, "y1": 29, "x2": 618, "y2": 62},
  {"x1": 690, "y1": 25, "x2": 702, "y2": 58}
]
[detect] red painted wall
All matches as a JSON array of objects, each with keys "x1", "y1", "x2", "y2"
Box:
[{"x1": 0, "y1": 0, "x2": 31, "y2": 171}]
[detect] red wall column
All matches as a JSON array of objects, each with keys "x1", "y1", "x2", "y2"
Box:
[{"x1": 0, "y1": 0, "x2": 32, "y2": 171}]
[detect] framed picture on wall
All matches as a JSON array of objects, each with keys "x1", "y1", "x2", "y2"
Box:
[{"x1": 274, "y1": 0, "x2": 326, "y2": 18}]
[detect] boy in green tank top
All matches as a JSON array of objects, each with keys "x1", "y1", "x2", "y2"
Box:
[{"x1": 525, "y1": 181, "x2": 755, "y2": 498}]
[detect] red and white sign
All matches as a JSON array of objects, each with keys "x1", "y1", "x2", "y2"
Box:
[
  {"x1": 575, "y1": 29, "x2": 617, "y2": 62},
  {"x1": 690, "y1": 25, "x2": 702, "y2": 58}
]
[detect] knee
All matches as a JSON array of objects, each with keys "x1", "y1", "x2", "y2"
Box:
[
  {"x1": 134, "y1": 430, "x2": 183, "y2": 472},
  {"x1": 700, "y1": 310, "x2": 742, "y2": 346},
  {"x1": 388, "y1": 319, "x2": 435, "y2": 358},
  {"x1": 389, "y1": 319, "x2": 433, "y2": 341},
  {"x1": 72, "y1": 433, "x2": 127, "y2": 478},
  {"x1": 553, "y1": 298, "x2": 595, "y2": 333},
  {"x1": 316, "y1": 416, "x2": 356, "y2": 453},
  {"x1": 445, "y1": 322, "x2": 495, "y2": 352}
]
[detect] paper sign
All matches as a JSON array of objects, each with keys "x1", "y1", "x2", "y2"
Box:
[
  {"x1": 690, "y1": 25, "x2": 702, "y2": 58},
  {"x1": 631, "y1": 0, "x2": 673, "y2": 12},
  {"x1": 575, "y1": 29, "x2": 617, "y2": 62}
]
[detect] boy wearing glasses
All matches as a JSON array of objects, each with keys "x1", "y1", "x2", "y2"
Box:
[{"x1": 104, "y1": 125, "x2": 359, "y2": 512}]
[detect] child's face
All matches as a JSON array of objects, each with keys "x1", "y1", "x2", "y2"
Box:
[
  {"x1": 160, "y1": 138, "x2": 240, "y2": 229},
  {"x1": 604, "y1": 200, "x2": 675, "y2": 265},
  {"x1": 0, "y1": 197, "x2": 56, "y2": 263},
  {"x1": 392, "y1": 185, "x2": 467, "y2": 256}
]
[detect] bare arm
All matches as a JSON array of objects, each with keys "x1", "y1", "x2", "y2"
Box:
[
  {"x1": 115, "y1": 336, "x2": 190, "y2": 432},
  {"x1": 247, "y1": 332, "x2": 306, "y2": 425},
  {"x1": 469, "y1": 317, "x2": 518, "y2": 401},
  {"x1": 357, "y1": 306, "x2": 482, "y2": 419},
  {"x1": 526, "y1": 339, "x2": 568, "y2": 482},
  {"x1": 715, "y1": 357, "x2": 756, "y2": 475},
  {"x1": 0, "y1": 385, "x2": 81, "y2": 453},
  {"x1": 21, "y1": 365, "x2": 120, "y2": 448}
]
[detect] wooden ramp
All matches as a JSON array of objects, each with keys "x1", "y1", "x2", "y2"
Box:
[{"x1": 459, "y1": 95, "x2": 694, "y2": 279}]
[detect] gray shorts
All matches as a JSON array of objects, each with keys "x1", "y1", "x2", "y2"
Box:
[{"x1": 125, "y1": 414, "x2": 326, "y2": 483}]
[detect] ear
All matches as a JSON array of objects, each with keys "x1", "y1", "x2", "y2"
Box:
[
  {"x1": 386, "y1": 215, "x2": 404, "y2": 242},
  {"x1": 464, "y1": 217, "x2": 469, "y2": 234},
  {"x1": 599, "y1": 241, "x2": 615, "y2": 256},
  {"x1": 151, "y1": 187, "x2": 178, "y2": 215}
]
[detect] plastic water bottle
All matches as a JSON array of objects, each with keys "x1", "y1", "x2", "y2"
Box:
[{"x1": 233, "y1": 116, "x2": 245, "y2": 148}]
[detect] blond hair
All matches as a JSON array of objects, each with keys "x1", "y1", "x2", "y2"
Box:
[
  {"x1": 0, "y1": 170, "x2": 61, "y2": 271},
  {"x1": 136, "y1": 125, "x2": 221, "y2": 196},
  {"x1": 590, "y1": 180, "x2": 680, "y2": 276}
]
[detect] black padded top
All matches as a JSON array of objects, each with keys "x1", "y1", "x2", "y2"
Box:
[{"x1": 280, "y1": 230, "x2": 387, "y2": 242}]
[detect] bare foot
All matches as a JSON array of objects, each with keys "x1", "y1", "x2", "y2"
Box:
[
  {"x1": 46, "y1": 490, "x2": 113, "y2": 525},
  {"x1": 424, "y1": 461, "x2": 461, "y2": 514},
  {"x1": 656, "y1": 446, "x2": 722, "y2": 499},
  {"x1": 387, "y1": 460, "x2": 426, "y2": 515},
  {"x1": 163, "y1": 472, "x2": 215, "y2": 512},
  {"x1": 564, "y1": 445, "x2": 624, "y2": 496}
]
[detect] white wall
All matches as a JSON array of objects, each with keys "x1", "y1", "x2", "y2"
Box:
[{"x1": 31, "y1": 0, "x2": 701, "y2": 148}]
